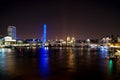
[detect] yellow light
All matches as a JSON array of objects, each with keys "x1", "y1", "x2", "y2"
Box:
[{"x1": 67, "y1": 36, "x2": 70, "y2": 42}]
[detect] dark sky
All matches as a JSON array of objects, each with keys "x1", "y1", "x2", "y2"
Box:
[{"x1": 0, "y1": 0, "x2": 120, "y2": 40}]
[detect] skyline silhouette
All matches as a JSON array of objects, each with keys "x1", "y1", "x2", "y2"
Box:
[{"x1": 0, "y1": 0, "x2": 120, "y2": 40}]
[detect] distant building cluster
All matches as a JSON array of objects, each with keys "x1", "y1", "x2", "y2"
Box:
[
  {"x1": 0, "y1": 26, "x2": 120, "y2": 48},
  {"x1": 0, "y1": 26, "x2": 16, "y2": 46}
]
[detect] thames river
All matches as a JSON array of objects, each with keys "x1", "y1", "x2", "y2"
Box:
[{"x1": 0, "y1": 47, "x2": 120, "y2": 80}]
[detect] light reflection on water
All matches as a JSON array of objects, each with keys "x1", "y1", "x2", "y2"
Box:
[
  {"x1": 67, "y1": 48, "x2": 75, "y2": 72},
  {"x1": 0, "y1": 48, "x2": 16, "y2": 80},
  {"x1": 0, "y1": 48, "x2": 15, "y2": 72},
  {"x1": 0, "y1": 48, "x2": 6, "y2": 70},
  {"x1": 108, "y1": 60, "x2": 113, "y2": 76},
  {"x1": 38, "y1": 47, "x2": 50, "y2": 76},
  {"x1": 0, "y1": 47, "x2": 120, "y2": 79},
  {"x1": 116, "y1": 59, "x2": 120, "y2": 72}
]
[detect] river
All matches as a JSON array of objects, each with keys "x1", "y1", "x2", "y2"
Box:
[{"x1": 0, "y1": 47, "x2": 120, "y2": 80}]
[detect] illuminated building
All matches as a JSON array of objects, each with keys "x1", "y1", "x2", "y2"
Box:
[
  {"x1": 117, "y1": 37, "x2": 120, "y2": 42},
  {"x1": 86, "y1": 39, "x2": 90, "y2": 43},
  {"x1": 0, "y1": 36, "x2": 4, "y2": 46},
  {"x1": 43, "y1": 24, "x2": 47, "y2": 44},
  {"x1": 4, "y1": 36, "x2": 16, "y2": 46},
  {"x1": 8, "y1": 26, "x2": 16, "y2": 40},
  {"x1": 71, "y1": 37, "x2": 75, "y2": 42},
  {"x1": 67, "y1": 36, "x2": 70, "y2": 42},
  {"x1": 42, "y1": 24, "x2": 46, "y2": 45}
]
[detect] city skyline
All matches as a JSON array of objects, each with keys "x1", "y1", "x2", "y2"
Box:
[{"x1": 0, "y1": 0, "x2": 120, "y2": 40}]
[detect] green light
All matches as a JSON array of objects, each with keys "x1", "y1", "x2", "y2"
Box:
[
  {"x1": 108, "y1": 59, "x2": 113, "y2": 75},
  {"x1": 109, "y1": 60, "x2": 113, "y2": 65}
]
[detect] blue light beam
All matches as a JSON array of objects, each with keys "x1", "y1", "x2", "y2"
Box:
[{"x1": 43, "y1": 24, "x2": 46, "y2": 44}]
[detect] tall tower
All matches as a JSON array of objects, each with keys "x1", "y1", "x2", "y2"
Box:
[
  {"x1": 43, "y1": 24, "x2": 46, "y2": 44},
  {"x1": 8, "y1": 26, "x2": 16, "y2": 40}
]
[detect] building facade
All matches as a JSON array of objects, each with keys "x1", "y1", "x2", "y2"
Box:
[
  {"x1": 8, "y1": 26, "x2": 16, "y2": 40},
  {"x1": 0, "y1": 36, "x2": 4, "y2": 46}
]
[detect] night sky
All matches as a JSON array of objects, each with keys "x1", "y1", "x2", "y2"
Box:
[{"x1": 0, "y1": 0, "x2": 120, "y2": 40}]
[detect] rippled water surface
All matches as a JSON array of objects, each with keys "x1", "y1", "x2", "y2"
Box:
[{"x1": 0, "y1": 47, "x2": 120, "y2": 80}]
